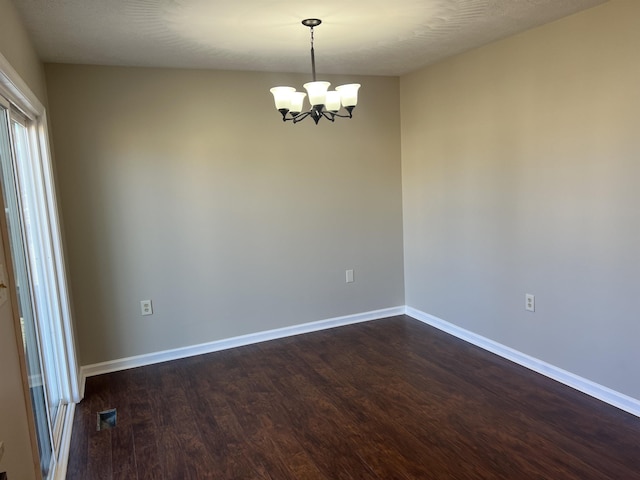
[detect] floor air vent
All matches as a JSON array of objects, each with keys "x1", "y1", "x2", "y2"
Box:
[{"x1": 97, "y1": 408, "x2": 117, "y2": 431}]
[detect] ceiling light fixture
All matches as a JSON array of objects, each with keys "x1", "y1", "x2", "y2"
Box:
[{"x1": 270, "y1": 19, "x2": 361, "y2": 125}]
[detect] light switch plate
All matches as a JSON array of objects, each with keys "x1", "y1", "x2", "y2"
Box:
[{"x1": 346, "y1": 269, "x2": 354, "y2": 283}]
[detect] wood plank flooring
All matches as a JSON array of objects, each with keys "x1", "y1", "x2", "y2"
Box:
[{"x1": 66, "y1": 315, "x2": 640, "y2": 479}]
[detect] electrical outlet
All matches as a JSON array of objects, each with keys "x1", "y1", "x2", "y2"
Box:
[
  {"x1": 525, "y1": 294, "x2": 535, "y2": 312},
  {"x1": 140, "y1": 299, "x2": 153, "y2": 316},
  {"x1": 346, "y1": 269, "x2": 354, "y2": 283}
]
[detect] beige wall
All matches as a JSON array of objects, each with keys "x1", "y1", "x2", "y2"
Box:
[
  {"x1": 45, "y1": 65, "x2": 404, "y2": 365},
  {"x1": 0, "y1": 0, "x2": 44, "y2": 478},
  {"x1": 401, "y1": 0, "x2": 640, "y2": 399},
  {"x1": 0, "y1": 0, "x2": 47, "y2": 104}
]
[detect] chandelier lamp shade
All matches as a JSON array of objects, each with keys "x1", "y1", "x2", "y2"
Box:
[{"x1": 270, "y1": 19, "x2": 361, "y2": 125}]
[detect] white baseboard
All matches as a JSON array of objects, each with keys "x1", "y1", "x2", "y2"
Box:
[
  {"x1": 78, "y1": 305, "x2": 640, "y2": 419},
  {"x1": 406, "y1": 306, "x2": 640, "y2": 418},
  {"x1": 79, "y1": 306, "x2": 405, "y2": 390}
]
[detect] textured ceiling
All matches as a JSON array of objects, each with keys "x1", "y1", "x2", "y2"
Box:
[{"x1": 14, "y1": 0, "x2": 607, "y2": 76}]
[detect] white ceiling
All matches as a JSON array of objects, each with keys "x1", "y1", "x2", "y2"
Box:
[{"x1": 14, "y1": 0, "x2": 607, "y2": 76}]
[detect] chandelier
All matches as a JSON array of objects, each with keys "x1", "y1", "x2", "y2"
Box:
[{"x1": 270, "y1": 19, "x2": 361, "y2": 125}]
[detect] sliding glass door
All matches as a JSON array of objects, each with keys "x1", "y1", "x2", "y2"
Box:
[
  {"x1": 0, "y1": 86, "x2": 78, "y2": 478},
  {"x1": 0, "y1": 96, "x2": 55, "y2": 477},
  {"x1": 14, "y1": 112, "x2": 66, "y2": 421}
]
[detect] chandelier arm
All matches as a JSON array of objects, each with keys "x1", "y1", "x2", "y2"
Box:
[
  {"x1": 292, "y1": 111, "x2": 312, "y2": 124},
  {"x1": 330, "y1": 110, "x2": 354, "y2": 119},
  {"x1": 280, "y1": 107, "x2": 355, "y2": 124},
  {"x1": 321, "y1": 111, "x2": 336, "y2": 122}
]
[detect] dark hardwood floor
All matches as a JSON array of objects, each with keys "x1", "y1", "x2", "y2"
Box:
[{"x1": 66, "y1": 315, "x2": 640, "y2": 479}]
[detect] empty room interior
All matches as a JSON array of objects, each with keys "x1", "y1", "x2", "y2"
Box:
[{"x1": 0, "y1": 0, "x2": 639, "y2": 478}]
